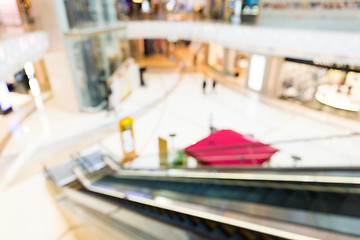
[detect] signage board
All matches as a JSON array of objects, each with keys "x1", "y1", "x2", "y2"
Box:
[{"x1": 119, "y1": 118, "x2": 137, "y2": 163}]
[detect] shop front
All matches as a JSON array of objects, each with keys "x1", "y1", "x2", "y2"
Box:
[
  {"x1": 208, "y1": 43, "x2": 224, "y2": 72},
  {"x1": 226, "y1": 49, "x2": 249, "y2": 87},
  {"x1": 207, "y1": 43, "x2": 250, "y2": 88},
  {"x1": 277, "y1": 58, "x2": 360, "y2": 118}
]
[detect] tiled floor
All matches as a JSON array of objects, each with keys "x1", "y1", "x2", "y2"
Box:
[{"x1": 119, "y1": 71, "x2": 360, "y2": 168}]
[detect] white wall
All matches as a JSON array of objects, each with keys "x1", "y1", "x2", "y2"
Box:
[{"x1": 31, "y1": 0, "x2": 79, "y2": 111}]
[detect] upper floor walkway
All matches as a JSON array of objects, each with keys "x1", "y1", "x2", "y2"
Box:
[{"x1": 126, "y1": 20, "x2": 360, "y2": 66}]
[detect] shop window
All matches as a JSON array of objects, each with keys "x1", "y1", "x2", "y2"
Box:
[{"x1": 278, "y1": 60, "x2": 360, "y2": 118}]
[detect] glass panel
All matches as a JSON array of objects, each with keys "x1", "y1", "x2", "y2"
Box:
[
  {"x1": 63, "y1": 0, "x2": 118, "y2": 29},
  {"x1": 66, "y1": 30, "x2": 129, "y2": 110}
]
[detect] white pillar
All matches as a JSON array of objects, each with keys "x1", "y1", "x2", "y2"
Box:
[
  {"x1": 31, "y1": 0, "x2": 80, "y2": 111},
  {"x1": 263, "y1": 56, "x2": 285, "y2": 97}
]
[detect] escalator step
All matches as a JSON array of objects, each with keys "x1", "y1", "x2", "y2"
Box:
[
  {"x1": 284, "y1": 191, "x2": 313, "y2": 210},
  {"x1": 263, "y1": 189, "x2": 289, "y2": 206},
  {"x1": 210, "y1": 227, "x2": 230, "y2": 239},
  {"x1": 196, "y1": 222, "x2": 211, "y2": 232},
  {"x1": 229, "y1": 230, "x2": 248, "y2": 240},
  {"x1": 339, "y1": 194, "x2": 360, "y2": 217},
  {"x1": 243, "y1": 188, "x2": 269, "y2": 203}
]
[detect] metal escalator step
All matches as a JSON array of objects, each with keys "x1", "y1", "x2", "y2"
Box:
[
  {"x1": 229, "y1": 230, "x2": 250, "y2": 240},
  {"x1": 283, "y1": 191, "x2": 313, "y2": 210},
  {"x1": 313, "y1": 192, "x2": 345, "y2": 214},
  {"x1": 196, "y1": 222, "x2": 211, "y2": 232},
  {"x1": 210, "y1": 226, "x2": 231, "y2": 239},
  {"x1": 263, "y1": 189, "x2": 289, "y2": 206},
  {"x1": 243, "y1": 188, "x2": 269, "y2": 203},
  {"x1": 339, "y1": 194, "x2": 360, "y2": 217}
]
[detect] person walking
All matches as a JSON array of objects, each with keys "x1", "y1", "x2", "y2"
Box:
[
  {"x1": 202, "y1": 79, "x2": 207, "y2": 94},
  {"x1": 212, "y1": 79, "x2": 217, "y2": 91},
  {"x1": 139, "y1": 67, "x2": 147, "y2": 87}
]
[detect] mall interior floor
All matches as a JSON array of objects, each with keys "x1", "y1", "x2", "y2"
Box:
[{"x1": 1, "y1": 64, "x2": 360, "y2": 239}]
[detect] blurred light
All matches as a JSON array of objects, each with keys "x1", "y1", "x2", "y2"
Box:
[
  {"x1": 132, "y1": 0, "x2": 143, "y2": 3},
  {"x1": 24, "y1": 62, "x2": 35, "y2": 77},
  {"x1": 239, "y1": 58, "x2": 248, "y2": 68},
  {"x1": 29, "y1": 78, "x2": 41, "y2": 96},
  {"x1": 155, "y1": 196, "x2": 172, "y2": 205},
  {"x1": 166, "y1": 0, "x2": 176, "y2": 11},
  {"x1": 22, "y1": 125, "x2": 30, "y2": 133},
  {"x1": 167, "y1": 36, "x2": 178, "y2": 42},
  {"x1": 141, "y1": 0, "x2": 150, "y2": 12},
  {"x1": 248, "y1": 54, "x2": 266, "y2": 91},
  {"x1": 234, "y1": 0, "x2": 242, "y2": 15}
]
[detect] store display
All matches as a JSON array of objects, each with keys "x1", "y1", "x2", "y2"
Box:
[
  {"x1": 185, "y1": 129, "x2": 279, "y2": 166},
  {"x1": 316, "y1": 84, "x2": 360, "y2": 112},
  {"x1": 315, "y1": 71, "x2": 360, "y2": 111},
  {"x1": 278, "y1": 60, "x2": 360, "y2": 117},
  {"x1": 278, "y1": 61, "x2": 328, "y2": 101}
]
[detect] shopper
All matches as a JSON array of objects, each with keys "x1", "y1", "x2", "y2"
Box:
[
  {"x1": 212, "y1": 79, "x2": 217, "y2": 91},
  {"x1": 105, "y1": 83, "x2": 112, "y2": 112},
  {"x1": 139, "y1": 67, "x2": 147, "y2": 87},
  {"x1": 202, "y1": 79, "x2": 207, "y2": 94}
]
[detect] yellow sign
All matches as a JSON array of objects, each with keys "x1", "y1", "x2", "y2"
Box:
[
  {"x1": 158, "y1": 137, "x2": 168, "y2": 167},
  {"x1": 119, "y1": 118, "x2": 137, "y2": 164}
]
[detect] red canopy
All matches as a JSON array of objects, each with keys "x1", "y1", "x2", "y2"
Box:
[{"x1": 184, "y1": 130, "x2": 279, "y2": 166}]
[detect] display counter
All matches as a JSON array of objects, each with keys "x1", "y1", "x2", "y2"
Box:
[{"x1": 315, "y1": 85, "x2": 360, "y2": 112}]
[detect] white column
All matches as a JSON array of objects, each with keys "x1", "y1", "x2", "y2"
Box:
[
  {"x1": 31, "y1": 0, "x2": 80, "y2": 111},
  {"x1": 263, "y1": 56, "x2": 285, "y2": 97}
]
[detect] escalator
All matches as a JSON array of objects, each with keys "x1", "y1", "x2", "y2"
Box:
[{"x1": 47, "y1": 151, "x2": 360, "y2": 240}]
